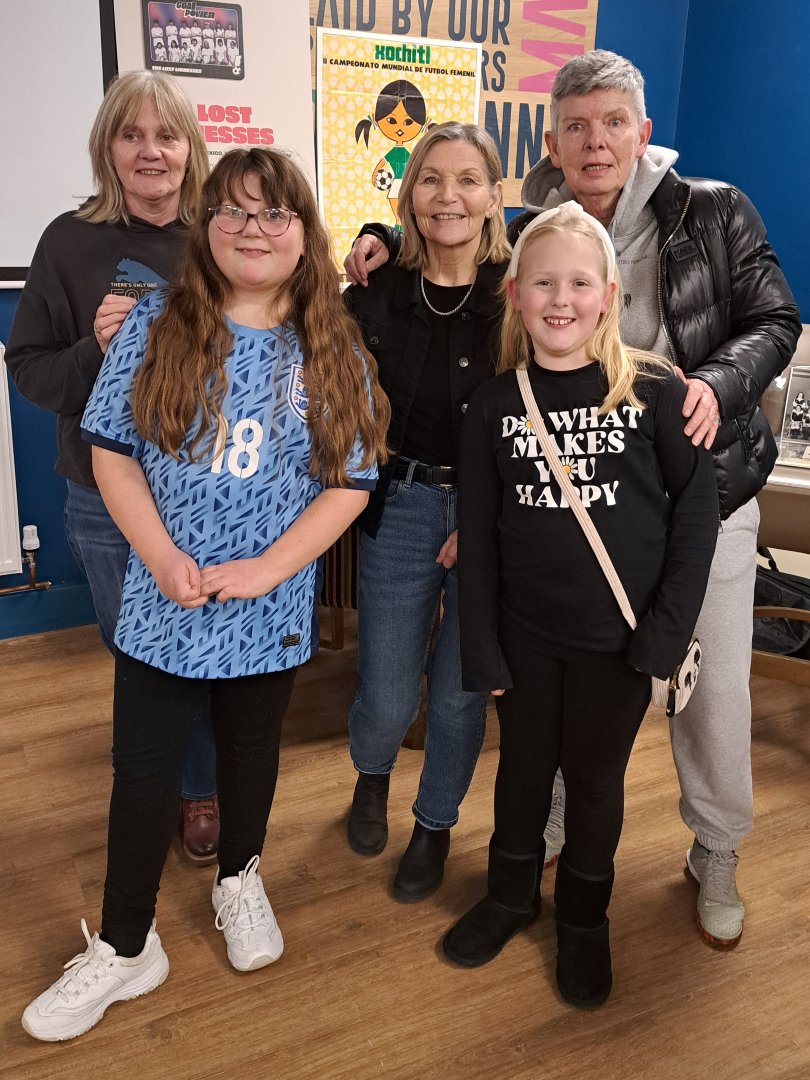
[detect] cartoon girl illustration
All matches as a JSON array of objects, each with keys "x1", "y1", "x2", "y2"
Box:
[{"x1": 355, "y1": 81, "x2": 431, "y2": 225}]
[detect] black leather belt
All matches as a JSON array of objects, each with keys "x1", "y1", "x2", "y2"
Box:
[{"x1": 392, "y1": 457, "x2": 457, "y2": 486}]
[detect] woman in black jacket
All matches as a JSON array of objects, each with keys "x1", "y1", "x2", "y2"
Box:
[{"x1": 344, "y1": 123, "x2": 510, "y2": 902}]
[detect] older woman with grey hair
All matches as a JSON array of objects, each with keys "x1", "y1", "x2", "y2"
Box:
[
  {"x1": 343, "y1": 122, "x2": 510, "y2": 903},
  {"x1": 5, "y1": 71, "x2": 219, "y2": 860}
]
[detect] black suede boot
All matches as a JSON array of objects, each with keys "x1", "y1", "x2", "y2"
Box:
[
  {"x1": 346, "y1": 772, "x2": 390, "y2": 856},
  {"x1": 442, "y1": 838, "x2": 543, "y2": 967},
  {"x1": 392, "y1": 821, "x2": 451, "y2": 902},
  {"x1": 554, "y1": 851, "x2": 614, "y2": 1008}
]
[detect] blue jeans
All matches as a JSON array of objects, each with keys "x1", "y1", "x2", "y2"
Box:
[
  {"x1": 348, "y1": 476, "x2": 487, "y2": 830},
  {"x1": 65, "y1": 480, "x2": 216, "y2": 800}
]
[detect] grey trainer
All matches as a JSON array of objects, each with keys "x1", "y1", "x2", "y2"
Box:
[
  {"x1": 685, "y1": 840, "x2": 744, "y2": 946},
  {"x1": 543, "y1": 780, "x2": 566, "y2": 868}
]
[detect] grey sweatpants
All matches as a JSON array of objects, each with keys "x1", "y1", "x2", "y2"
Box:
[{"x1": 669, "y1": 499, "x2": 759, "y2": 852}]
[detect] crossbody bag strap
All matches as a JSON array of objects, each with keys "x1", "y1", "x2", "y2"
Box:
[{"x1": 515, "y1": 365, "x2": 637, "y2": 631}]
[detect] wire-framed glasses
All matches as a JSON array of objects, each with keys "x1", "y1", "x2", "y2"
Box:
[{"x1": 209, "y1": 205, "x2": 300, "y2": 236}]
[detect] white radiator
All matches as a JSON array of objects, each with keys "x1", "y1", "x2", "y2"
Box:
[{"x1": 0, "y1": 342, "x2": 22, "y2": 575}]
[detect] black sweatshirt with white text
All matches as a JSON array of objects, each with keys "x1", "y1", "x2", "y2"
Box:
[{"x1": 458, "y1": 361, "x2": 719, "y2": 690}]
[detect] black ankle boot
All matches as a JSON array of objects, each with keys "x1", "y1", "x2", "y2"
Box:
[
  {"x1": 392, "y1": 821, "x2": 450, "y2": 903},
  {"x1": 554, "y1": 852, "x2": 614, "y2": 1008},
  {"x1": 442, "y1": 839, "x2": 543, "y2": 967},
  {"x1": 347, "y1": 772, "x2": 390, "y2": 856}
]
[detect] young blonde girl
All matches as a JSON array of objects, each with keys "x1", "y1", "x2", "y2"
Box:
[
  {"x1": 442, "y1": 202, "x2": 718, "y2": 1007},
  {"x1": 23, "y1": 148, "x2": 389, "y2": 1043}
]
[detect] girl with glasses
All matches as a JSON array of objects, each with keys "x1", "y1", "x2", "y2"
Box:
[{"x1": 22, "y1": 147, "x2": 390, "y2": 1043}]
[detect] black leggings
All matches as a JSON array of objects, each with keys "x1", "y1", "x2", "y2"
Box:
[
  {"x1": 494, "y1": 645, "x2": 651, "y2": 877},
  {"x1": 102, "y1": 650, "x2": 296, "y2": 956}
]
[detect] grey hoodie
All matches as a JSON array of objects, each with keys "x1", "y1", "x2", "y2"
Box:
[{"x1": 520, "y1": 145, "x2": 680, "y2": 359}]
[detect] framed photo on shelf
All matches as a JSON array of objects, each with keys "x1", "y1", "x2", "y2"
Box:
[{"x1": 777, "y1": 364, "x2": 810, "y2": 468}]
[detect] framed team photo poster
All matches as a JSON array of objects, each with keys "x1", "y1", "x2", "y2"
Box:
[
  {"x1": 111, "y1": 0, "x2": 315, "y2": 183},
  {"x1": 142, "y1": 0, "x2": 245, "y2": 80},
  {"x1": 777, "y1": 365, "x2": 810, "y2": 469}
]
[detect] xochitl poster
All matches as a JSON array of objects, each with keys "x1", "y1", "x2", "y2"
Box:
[{"x1": 317, "y1": 27, "x2": 480, "y2": 267}]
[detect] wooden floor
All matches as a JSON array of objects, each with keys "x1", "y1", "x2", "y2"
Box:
[{"x1": 2, "y1": 620, "x2": 810, "y2": 1080}]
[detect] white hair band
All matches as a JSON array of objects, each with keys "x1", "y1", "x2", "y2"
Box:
[{"x1": 508, "y1": 200, "x2": 617, "y2": 282}]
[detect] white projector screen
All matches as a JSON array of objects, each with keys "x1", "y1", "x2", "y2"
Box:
[{"x1": 0, "y1": 0, "x2": 104, "y2": 285}]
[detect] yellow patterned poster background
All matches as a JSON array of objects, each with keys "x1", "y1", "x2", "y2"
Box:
[
  {"x1": 310, "y1": 1, "x2": 599, "y2": 208},
  {"x1": 317, "y1": 28, "x2": 480, "y2": 267}
]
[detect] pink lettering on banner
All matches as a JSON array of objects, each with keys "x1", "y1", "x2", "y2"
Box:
[
  {"x1": 522, "y1": 0, "x2": 587, "y2": 36},
  {"x1": 518, "y1": 41, "x2": 583, "y2": 92},
  {"x1": 518, "y1": 1, "x2": 590, "y2": 93}
]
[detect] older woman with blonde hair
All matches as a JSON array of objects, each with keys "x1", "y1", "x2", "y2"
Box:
[
  {"x1": 344, "y1": 122, "x2": 511, "y2": 902},
  {"x1": 6, "y1": 71, "x2": 219, "y2": 861}
]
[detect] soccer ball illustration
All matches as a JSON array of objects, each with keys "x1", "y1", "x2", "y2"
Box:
[{"x1": 374, "y1": 166, "x2": 394, "y2": 191}]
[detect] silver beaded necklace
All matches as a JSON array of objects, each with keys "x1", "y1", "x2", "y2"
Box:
[{"x1": 420, "y1": 272, "x2": 475, "y2": 317}]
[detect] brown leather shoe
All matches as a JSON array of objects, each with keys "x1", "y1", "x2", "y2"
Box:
[{"x1": 180, "y1": 797, "x2": 219, "y2": 864}]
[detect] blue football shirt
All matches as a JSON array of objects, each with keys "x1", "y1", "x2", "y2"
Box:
[{"x1": 82, "y1": 290, "x2": 376, "y2": 678}]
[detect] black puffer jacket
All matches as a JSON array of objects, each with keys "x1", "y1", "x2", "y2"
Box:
[{"x1": 508, "y1": 168, "x2": 802, "y2": 518}]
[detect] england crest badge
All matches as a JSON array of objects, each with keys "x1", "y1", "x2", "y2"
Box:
[{"x1": 287, "y1": 364, "x2": 309, "y2": 421}]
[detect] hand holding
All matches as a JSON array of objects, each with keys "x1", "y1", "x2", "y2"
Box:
[
  {"x1": 343, "y1": 234, "x2": 389, "y2": 286},
  {"x1": 199, "y1": 558, "x2": 277, "y2": 602},
  {"x1": 436, "y1": 530, "x2": 458, "y2": 569},
  {"x1": 674, "y1": 366, "x2": 722, "y2": 449},
  {"x1": 150, "y1": 549, "x2": 207, "y2": 609},
  {"x1": 93, "y1": 294, "x2": 138, "y2": 354}
]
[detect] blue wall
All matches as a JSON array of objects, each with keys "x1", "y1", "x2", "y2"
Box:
[
  {"x1": 0, "y1": 293, "x2": 95, "y2": 639},
  {"x1": 1, "y1": 0, "x2": 805, "y2": 638},
  {"x1": 595, "y1": 0, "x2": 690, "y2": 150},
  {"x1": 675, "y1": 0, "x2": 809, "y2": 316}
]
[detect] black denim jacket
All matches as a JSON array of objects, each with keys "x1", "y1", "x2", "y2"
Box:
[{"x1": 345, "y1": 258, "x2": 508, "y2": 537}]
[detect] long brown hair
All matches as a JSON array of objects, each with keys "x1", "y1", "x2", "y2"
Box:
[
  {"x1": 499, "y1": 205, "x2": 667, "y2": 413},
  {"x1": 131, "y1": 148, "x2": 390, "y2": 485}
]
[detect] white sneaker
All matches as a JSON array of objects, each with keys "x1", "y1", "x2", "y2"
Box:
[
  {"x1": 212, "y1": 855, "x2": 284, "y2": 971},
  {"x1": 686, "y1": 841, "x2": 745, "y2": 946},
  {"x1": 22, "y1": 920, "x2": 169, "y2": 1042}
]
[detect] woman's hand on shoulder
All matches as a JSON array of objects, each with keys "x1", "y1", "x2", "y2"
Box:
[
  {"x1": 150, "y1": 548, "x2": 208, "y2": 608},
  {"x1": 673, "y1": 365, "x2": 721, "y2": 449},
  {"x1": 344, "y1": 234, "x2": 389, "y2": 286},
  {"x1": 435, "y1": 529, "x2": 458, "y2": 569},
  {"x1": 93, "y1": 293, "x2": 138, "y2": 354},
  {"x1": 199, "y1": 557, "x2": 277, "y2": 602},
  {"x1": 490, "y1": 689, "x2": 506, "y2": 697}
]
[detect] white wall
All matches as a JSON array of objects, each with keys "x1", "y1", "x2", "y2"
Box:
[{"x1": 0, "y1": 0, "x2": 102, "y2": 279}]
